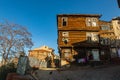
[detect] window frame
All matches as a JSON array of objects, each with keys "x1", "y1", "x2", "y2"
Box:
[
  {"x1": 62, "y1": 32, "x2": 69, "y2": 37},
  {"x1": 101, "y1": 25, "x2": 110, "y2": 30},
  {"x1": 86, "y1": 17, "x2": 98, "y2": 27},
  {"x1": 86, "y1": 32, "x2": 99, "y2": 42},
  {"x1": 62, "y1": 17, "x2": 67, "y2": 26}
]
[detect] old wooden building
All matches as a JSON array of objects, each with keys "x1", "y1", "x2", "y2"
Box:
[{"x1": 57, "y1": 14, "x2": 118, "y2": 65}]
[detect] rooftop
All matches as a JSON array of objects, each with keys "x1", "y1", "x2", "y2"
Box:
[
  {"x1": 57, "y1": 14, "x2": 102, "y2": 18},
  {"x1": 112, "y1": 17, "x2": 120, "y2": 20}
]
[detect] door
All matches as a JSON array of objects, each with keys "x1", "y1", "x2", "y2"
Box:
[{"x1": 92, "y1": 49, "x2": 100, "y2": 61}]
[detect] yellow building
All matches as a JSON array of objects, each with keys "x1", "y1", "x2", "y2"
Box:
[
  {"x1": 28, "y1": 45, "x2": 56, "y2": 68},
  {"x1": 29, "y1": 45, "x2": 54, "y2": 61}
]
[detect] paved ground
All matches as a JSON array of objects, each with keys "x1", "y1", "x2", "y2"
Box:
[{"x1": 32, "y1": 64, "x2": 120, "y2": 80}]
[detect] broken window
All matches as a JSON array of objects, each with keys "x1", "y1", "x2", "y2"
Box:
[{"x1": 62, "y1": 17, "x2": 67, "y2": 26}]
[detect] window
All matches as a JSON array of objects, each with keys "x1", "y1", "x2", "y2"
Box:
[
  {"x1": 62, "y1": 32, "x2": 69, "y2": 37},
  {"x1": 91, "y1": 33, "x2": 99, "y2": 41},
  {"x1": 116, "y1": 21, "x2": 120, "y2": 30},
  {"x1": 87, "y1": 49, "x2": 100, "y2": 61},
  {"x1": 101, "y1": 25, "x2": 110, "y2": 30},
  {"x1": 62, "y1": 17, "x2": 67, "y2": 26},
  {"x1": 111, "y1": 39, "x2": 116, "y2": 46},
  {"x1": 92, "y1": 18, "x2": 97, "y2": 26},
  {"x1": 92, "y1": 49, "x2": 100, "y2": 61},
  {"x1": 101, "y1": 38, "x2": 107, "y2": 45},
  {"x1": 92, "y1": 21, "x2": 97, "y2": 26},
  {"x1": 86, "y1": 33, "x2": 92, "y2": 42},
  {"x1": 86, "y1": 32, "x2": 99, "y2": 42},
  {"x1": 111, "y1": 48, "x2": 117, "y2": 58},
  {"x1": 100, "y1": 38, "x2": 103, "y2": 44},
  {"x1": 87, "y1": 36, "x2": 92, "y2": 42},
  {"x1": 86, "y1": 17, "x2": 97, "y2": 27},
  {"x1": 63, "y1": 49, "x2": 71, "y2": 60},
  {"x1": 118, "y1": 20, "x2": 120, "y2": 24},
  {"x1": 86, "y1": 18, "x2": 91, "y2": 26}
]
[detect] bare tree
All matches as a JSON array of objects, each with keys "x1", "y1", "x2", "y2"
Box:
[{"x1": 0, "y1": 20, "x2": 33, "y2": 64}]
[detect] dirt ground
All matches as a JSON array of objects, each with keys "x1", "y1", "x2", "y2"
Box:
[{"x1": 31, "y1": 64, "x2": 120, "y2": 80}]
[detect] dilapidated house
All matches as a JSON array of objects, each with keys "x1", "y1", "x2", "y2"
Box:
[
  {"x1": 57, "y1": 14, "x2": 120, "y2": 66},
  {"x1": 28, "y1": 45, "x2": 56, "y2": 68}
]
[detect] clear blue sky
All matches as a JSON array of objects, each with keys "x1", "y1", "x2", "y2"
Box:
[{"x1": 0, "y1": 0, "x2": 120, "y2": 54}]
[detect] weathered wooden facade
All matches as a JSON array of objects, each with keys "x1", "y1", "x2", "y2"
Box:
[{"x1": 57, "y1": 14, "x2": 118, "y2": 65}]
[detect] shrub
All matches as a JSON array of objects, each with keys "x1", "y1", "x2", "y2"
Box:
[{"x1": 0, "y1": 63, "x2": 16, "y2": 80}]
